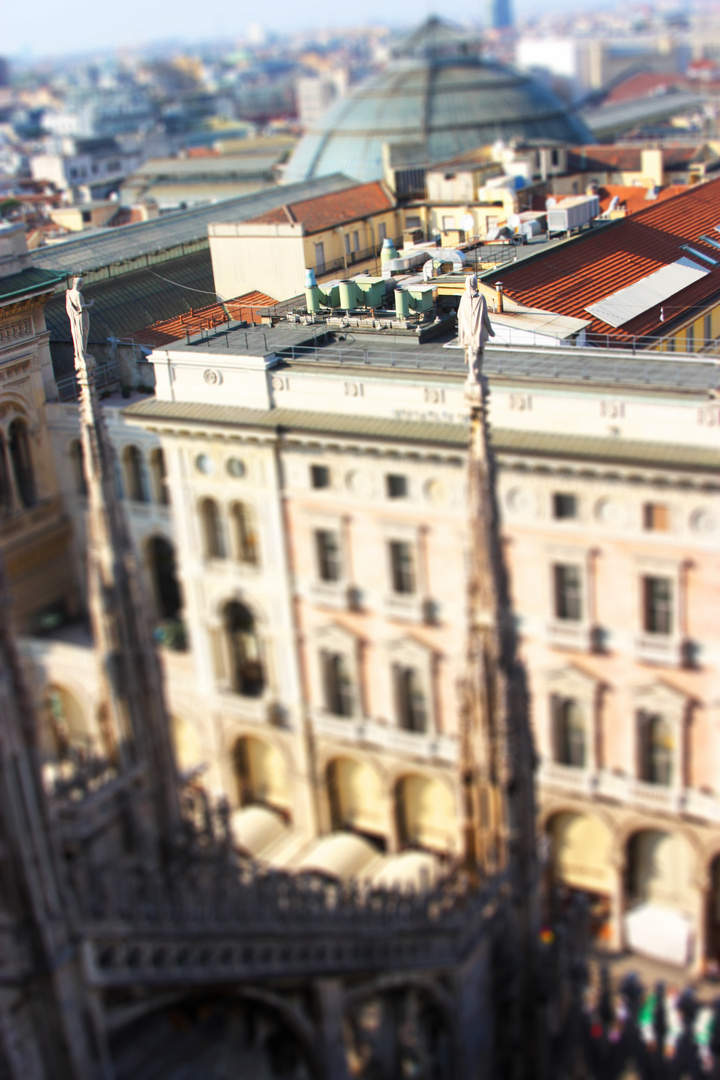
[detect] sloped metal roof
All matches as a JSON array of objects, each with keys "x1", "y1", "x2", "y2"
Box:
[
  {"x1": 585, "y1": 257, "x2": 709, "y2": 328},
  {"x1": 0, "y1": 266, "x2": 65, "y2": 302},
  {"x1": 43, "y1": 249, "x2": 215, "y2": 345},
  {"x1": 30, "y1": 174, "x2": 355, "y2": 275}
]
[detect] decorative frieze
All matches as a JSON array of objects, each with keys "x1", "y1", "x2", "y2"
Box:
[{"x1": 0, "y1": 318, "x2": 33, "y2": 348}]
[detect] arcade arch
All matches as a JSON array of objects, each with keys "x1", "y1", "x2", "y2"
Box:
[
  {"x1": 234, "y1": 735, "x2": 290, "y2": 815},
  {"x1": 326, "y1": 756, "x2": 387, "y2": 846},
  {"x1": 394, "y1": 774, "x2": 458, "y2": 855}
]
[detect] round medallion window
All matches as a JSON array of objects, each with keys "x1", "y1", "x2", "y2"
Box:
[
  {"x1": 195, "y1": 453, "x2": 214, "y2": 475},
  {"x1": 226, "y1": 458, "x2": 246, "y2": 478}
]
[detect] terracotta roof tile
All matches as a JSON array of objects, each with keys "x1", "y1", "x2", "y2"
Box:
[
  {"x1": 247, "y1": 181, "x2": 393, "y2": 234},
  {"x1": 134, "y1": 290, "x2": 277, "y2": 348},
  {"x1": 597, "y1": 183, "x2": 687, "y2": 214},
  {"x1": 492, "y1": 176, "x2": 720, "y2": 341}
]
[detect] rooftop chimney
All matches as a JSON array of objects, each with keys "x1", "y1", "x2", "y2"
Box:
[{"x1": 495, "y1": 281, "x2": 504, "y2": 314}]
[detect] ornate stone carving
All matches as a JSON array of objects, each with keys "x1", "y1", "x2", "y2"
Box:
[
  {"x1": 0, "y1": 318, "x2": 32, "y2": 347},
  {"x1": 424, "y1": 387, "x2": 444, "y2": 404},
  {"x1": 600, "y1": 400, "x2": 625, "y2": 419},
  {"x1": 344, "y1": 382, "x2": 362, "y2": 397},
  {"x1": 509, "y1": 393, "x2": 532, "y2": 411},
  {"x1": 203, "y1": 369, "x2": 222, "y2": 386}
]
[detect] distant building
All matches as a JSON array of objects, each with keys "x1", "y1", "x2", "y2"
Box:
[
  {"x1": 486, "y1": 0, "x2": 512, "y2": 30},
  {"x1": 30, "y1": 136, "x2": 143, "y2": 200},
  {"x1": 209, "y1": 180, "x2": 397, "y2": 301},
  {"x1": 296, "y1": 71, "x2": 348, "y2": 129}
]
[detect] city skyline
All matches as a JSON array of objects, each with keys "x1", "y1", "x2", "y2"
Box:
[{"x1": 4, "y1": 0, "x2": 622, "y2": 63}]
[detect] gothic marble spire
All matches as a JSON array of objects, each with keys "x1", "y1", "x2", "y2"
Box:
[
  {"x1": 460, "y1": 380, "x2": 537, "y2": 894},
  {"x1": 69, "y1": 282, "x2": 180, "y2": 842}
]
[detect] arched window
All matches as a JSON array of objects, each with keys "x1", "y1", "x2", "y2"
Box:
[
  {"x1": 393, "y1": 665, "x2": 428, "y2": 733},
  {"x1": 8, "y1": 419, "x2": 35, "y2": 507},
  {"x1": 147, "y1": 536, "x2": 182, "y2": 619},
  {"x1": 642, "y1": 713, "x2": 673, "y2": 786},
  {"x1": 0, "y1": 435, "x2": 11, "y2": 516},
  {"x1": 232, "y1": 502, "x2": 259, "y2": 565},
  {"x1": 224, "y1": 602, "x2": 264, "y2": 696},
  {"x1": 69, "y1": 439, "x2": 87, "y2": 496},
  {"x1": 122, "y1": 445, "x2": 146, "y2": 502},
  {"x1": 553, "y1": 697, "x2": 586, "y2": 768},
  {"x1": 200, "y1": 498, "x2": 225, "y2": 559},
  {"x1": 149, "y1": 448, "x2": 169, "y2": 505},
  {"x1": 322, "y1": 651, "x2": 354, "y2": 717}
]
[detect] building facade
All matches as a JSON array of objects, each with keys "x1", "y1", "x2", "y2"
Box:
[{"x1": 22, "y1": 291, "x2": 720, "y2": 969}]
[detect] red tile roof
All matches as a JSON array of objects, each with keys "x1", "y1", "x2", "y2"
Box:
[
  {"x1": 567, "y1": 143, "x2": 716, "y2": 175},
  {"x1": 603, "y1": 72, "x2": 693, "y2": 104},
  {"x1": 494, "y1": 176, "x2": 720, "y2": 342},
  {"x1": 248, "y1": 181, "x2": 394, "y2": 234},
  {"x1": 597, "y1": 183, "x2": 687, "y2": 214},
  {"x1": 134, "y1": 290, "x2": 277, "y2": 347}
]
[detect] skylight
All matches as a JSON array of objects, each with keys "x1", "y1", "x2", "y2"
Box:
[
  {"x1": 700, "y1": 234, "x2": 720, "y2": 250},
  {"x1": 680, "y1": 244, "x2": 718, "y2": 266},
  {"x1": 585, "y1": 257, "x2": 709, "y2": 328}
]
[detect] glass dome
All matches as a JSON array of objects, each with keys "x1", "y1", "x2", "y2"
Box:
[{"x1": 285, "y1": 52, "x2": 593, "y2": 185}]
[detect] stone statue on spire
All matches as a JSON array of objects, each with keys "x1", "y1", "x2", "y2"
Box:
[
  {"x1": 457, "y1": 273, "x2": 495, "y2": 399},
  {"x1": 65, "y1": 275, "x2": 94, "y2": 366}
]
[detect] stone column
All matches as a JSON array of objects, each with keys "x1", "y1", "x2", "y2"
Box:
[
  {"x1": 608, "y1": 850, "x2": 626, "y2": 952},
  {"x1": 692, "y1": 871, "x2": 710, "y2": 977},
  {"x1": 314, "y1": 979, "x2": 350, "y2": 1080}
]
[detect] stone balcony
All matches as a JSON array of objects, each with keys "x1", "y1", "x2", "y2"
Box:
[
  {"x1": 311, "y1": 709, "x2": 459, "y2": 765},
  {"x1": 546, "y1": 620, "x2": 593, "y2": 653},
  {"x1": 635, "y1": 633, "x2": 683, "y2": 667},
  {"x1": 538, "y1": 759, "x2": 720, "y2": 824}
]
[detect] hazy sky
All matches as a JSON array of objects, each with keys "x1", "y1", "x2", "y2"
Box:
[{"x1": 4, "y1": 0, "x2": 556, "y2": 62}]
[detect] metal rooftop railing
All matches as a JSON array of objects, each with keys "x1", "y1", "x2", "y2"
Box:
[{"x1": 279, "y1": 340, "x2": 720, "y2": 392}]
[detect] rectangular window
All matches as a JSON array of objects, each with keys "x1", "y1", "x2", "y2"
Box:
[
  {"x1": 386, "y1": 474, "x2": 408, "y2": 499},
  {"x1": 315, "y1": 529, "x2": 341, "y2": 582},
  {"x1": 643, "y1": 576, "x2": 673, "y2": 636},
  {"x1": 442, "y1": 215, "x2": 455, "y2": 231},
  {"x1": 552, "y1": 493, "x2": 577, "y2": 520},
  {"x1": 406, "y1": 215, "x2": 421, "y2": 229},
  {"x1": 377, "y1": 221, "x2": 387, "y2": 243},
  {"x1": 643, "y1": 502, "x2": 670, "y2": 532},
  {"x1": 641, "y1": 712, "x2": 673, "y2": 786},
  {"x1": 311, "y1": 464, "x2": 330, "y2": 489},
  {"x1": 352, "y1": 230, "x2": 359, "y2": 252},
  {"x1": 705, "y1": 312, "x2": 713, "y2": 346},
  {"x1": 686, "y1": 323, "x2": 694, "y2": 353},
  {"x1": 314, "y1": 242, "x2": 326, "y2": 273},
  {"x1": 389, "y1": 540, "x2": 415, "y2": 595},
  {"x1": 393, "y1": 665, "x2": 428, "y2": 733},
  {"x1": 344, "y1": 233, "x2": 351, "y2": 255},
  {"x1": 666, "y1": 336, "x2": 676, "y2": 353},
  {"x1": 553, "y1": 564, "x2": 583, "y2": 622},
  {"x1": 321, "y1": 651, "x2": 353, "y2": 717}
]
